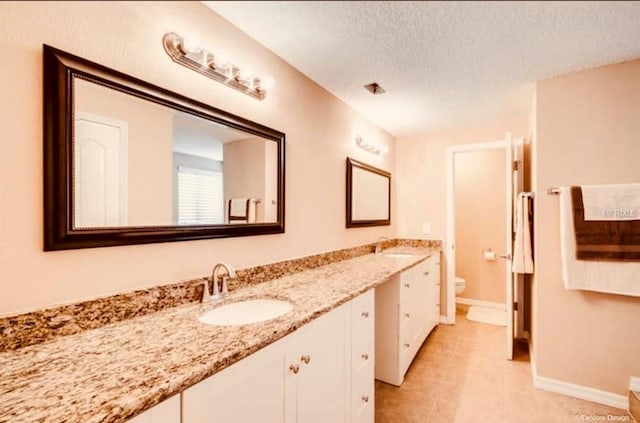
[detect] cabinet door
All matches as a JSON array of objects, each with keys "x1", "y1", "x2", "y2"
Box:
[
  {"x1": 288, "y1": 304, "x2": 347, "y2": 423},
  {"x1": 182, "y1": 338, "x2": 289, "y2": 423},
  {"x1": 127, "y1": 395, "x2": 180, "y2": 423}
]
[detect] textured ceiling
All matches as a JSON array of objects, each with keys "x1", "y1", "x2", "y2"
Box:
[{"x1": 204, "y1": 1, "x2": 640, "y2": 137}]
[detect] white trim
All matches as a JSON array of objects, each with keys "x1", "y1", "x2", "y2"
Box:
[
  {"x1": 631, "y1": 377, "x2": 640, "y2": 392},
  {"x1": 456, "y1": 298, "x2": 506, "y2": 310},
  {"x1": 529, "y1": 338, "x2": 628, "y2": 410},
  {"x1": 439, "y1": 315, "x2": 451, "y2": 324},
  {"x1": 533, "y1": 376, "x2": 628, "y2": 410},
  {"x1": 445, "y1": 147, "x2": 456, "y2": 325}
]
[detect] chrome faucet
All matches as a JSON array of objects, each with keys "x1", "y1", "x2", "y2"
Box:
[
  {"x1": 202, "y1": 262, "x2": 237, "y2": 303},
  {"x1": 375, "y1": 236, "x2": 389, "y2": 255}
]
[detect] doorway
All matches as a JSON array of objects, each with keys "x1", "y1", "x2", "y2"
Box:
[{"x1": 445, "y1": 137, "x2": 523, "y2": 360}]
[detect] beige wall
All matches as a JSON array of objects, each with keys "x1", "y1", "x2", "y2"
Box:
[
  {"x1": 0, "y1": 1, "x2": 396, "y2": 316},
  {"x1": 533, "y1": 59, "x2": 640, "y2": 395},
  {"x1": 75, "y1": 79, "x2": 174, "y2": 226},
  {"x1": 396, "y1": 116, "x2": 528, "y2": 315},
  {"x1": 223, "y1": 137, "x2": 267, "y2": 221},
  {"x1": 454, "y1": 149, "x2": 506, "y2": 304}
]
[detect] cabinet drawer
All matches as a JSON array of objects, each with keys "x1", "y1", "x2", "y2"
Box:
[
  {"x1": 351, "y1": 289, "x2": 374, "y2": 329},
  {"x1": 352, "y1": 337, "x2": 374, "y2": 376},
  {"x1": 351, "y1": 377, "x2": 374, "y2": 423}
]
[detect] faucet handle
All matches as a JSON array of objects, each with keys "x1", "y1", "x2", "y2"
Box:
[
  {"x1": 220, "y1": 275, "x2": 230, "y2": 294},
  {"x1": 201, "y1": 279, "x2": 211, "y2": 303}
]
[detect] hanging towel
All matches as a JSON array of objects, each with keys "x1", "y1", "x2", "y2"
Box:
[
  {"x1": 512, "y1": 192, "x2": 534, "y2": 274},
  {"x1": 228, "y1": 198, "x2": 258, "y2": 224},
  {"x1": 580, "y1": 183, "x2": 640, "y2": 221},
  {"x1": 559, "y1": 187, "x2": 640, "y2": 297},
  {"x1": 571, "y1": 186, "x2": 640, "y2": 261}
]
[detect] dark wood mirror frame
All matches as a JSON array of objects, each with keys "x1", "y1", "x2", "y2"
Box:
[
  {"x1": 43, "y1": 45, "x2": 285, "y2": 251},
  {"x1": 346, "y1": 158, "x2": 391, "y2": 228}
]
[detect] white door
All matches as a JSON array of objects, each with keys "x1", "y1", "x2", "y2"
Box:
[
  {"x1": 74, "y1": 113, "x2": 128, "y2": 227},
  {"x1": 288, "y1": 305, "x2": 347, "y2": 423},
  {"x1": 505, "y1": 136, "x2": 527, "y2": 360},
  {"x1": 182, "y1": 338, "x2": 289, "y2": 423},
  {"x1": 504, "y1": 136, "x2": 514, "y2": 360},
  {"x1": 512, "y1": 141, "x2": 525, "y2": 340}
]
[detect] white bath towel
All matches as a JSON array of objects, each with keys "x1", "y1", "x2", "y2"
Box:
[
  {"x1": 559, "y1": 187, "x2": 640, "y2": 297},
  {"x1": 228, "y1": 198, "x2": 257, "y2": 223},
  {"x1": 229, "y1": 198, "x2": 249, "y2": 218},
  {"x1": 512, "y1": 192, "x2": 534, "y2": 274},
  {"x1": 581, "y1": 183, "x2": 640, "y2": 221}
]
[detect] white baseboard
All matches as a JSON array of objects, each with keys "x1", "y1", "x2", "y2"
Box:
[
  {"x1": 455, "y1": 297, "x2": 506, "y2": 310},
  {"x1": 631, "y1": 376, "x2": 640, "y2": 392},
  {"x1": 528, "y1": 338, "x2": 628, "y2": 410},
  {"x1": 533, "y1": 375, "x2": 628, "y2": 410},
  {"x1": 439, "y1": 315, "x2": 452, "y2": 324}
]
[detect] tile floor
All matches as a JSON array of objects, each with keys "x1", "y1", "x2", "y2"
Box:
[{"x1": 375, "y1": 306, "x2": 632, "y2": 423}]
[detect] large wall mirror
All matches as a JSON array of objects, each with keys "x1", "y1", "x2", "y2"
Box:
[
  {"x1": 346, "y1": 158, "x2": 391, "y2": 227},
  {"x1": 43, "y1": 45, "x2": 285, "y2": 250}
]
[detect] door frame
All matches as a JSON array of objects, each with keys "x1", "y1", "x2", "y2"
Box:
[{"x1": 445, "y1": 136, "x2": 523, "y2": 358}]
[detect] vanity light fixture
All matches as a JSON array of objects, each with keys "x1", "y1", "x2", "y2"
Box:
[
  {"x1": 356, "y1": 135, "x2": 389, "y2": 155},
  {"x1": 163, "y1": 32, "x2": 275, "y2": 101}
]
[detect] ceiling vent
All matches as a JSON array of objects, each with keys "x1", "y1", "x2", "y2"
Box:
[{"x1": 364, "y1": 82, "x2": 385, "y2": 95}]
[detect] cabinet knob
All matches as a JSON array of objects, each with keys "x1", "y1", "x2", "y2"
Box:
[
  {"x1": 300, "y1": 354, "x2": 311, "y2": 364},
  {"x1": 436, "y1": 303, "x2": 440, "y2": 307},
  {"x1": 361, "y1": 311, "x2": 369, "y2": 318},
  {"x1": 404, "y1": 343, "x2": 410, "y2": 348},
  {"x1": 423, "y1": 271, "x2": 430, "y2": 275},
  {"x1": 404, "y1": 313, "x2": 410, "y2": 318},
  {"x1": 436, "y1": 282, "x2": 440, "y2": 286},
  {"x1": 362, "y1": 396, "x2": 369, "y2": 403},
  {"x1": 404, "y1": 283, "x2": 410, "y2": 288},
  {"x1": 289, "y1": 364, "x2": 300, "y2": 374},
  {"x1": 436, "y1": 262, "x2": 440, "y2": 266},
  {"x1": 362, "y1": 353, "x2": 369, "y2": 360}
]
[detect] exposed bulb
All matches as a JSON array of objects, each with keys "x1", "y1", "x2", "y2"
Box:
[
  {"x1": 237, "y1": 68, "x2": 253, "y2": 88},
  {"x1": 179, "y1": 34, "x2": 202, "y2": 54},
  {"x1": 210, "y1": 50, "x2": 230, "y2": 73}
]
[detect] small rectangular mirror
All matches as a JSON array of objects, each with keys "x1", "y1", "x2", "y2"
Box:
[{"x1": 346, "y1": 158, "x2": 391, "y2": 227}]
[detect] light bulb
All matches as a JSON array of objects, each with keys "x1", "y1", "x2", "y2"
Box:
[
  {"x1": 179, "y1": 34, "x2": 202, "y2": 54},
  {"x1": 211, "y1": 50, "x2": 230, "y2": 72},
  {"x1": 237, "y1": 68, "x2": 253, "y2": 88}
]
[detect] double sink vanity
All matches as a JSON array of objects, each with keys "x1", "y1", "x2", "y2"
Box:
[
  {"x1": 0, "y1": 46, "x2": 443, "y2": 423},
  {"x1": 0, "y1": 245, "x2": 441, "y2": 423}
]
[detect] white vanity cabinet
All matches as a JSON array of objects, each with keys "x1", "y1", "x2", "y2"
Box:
[
  {"x1": 127, "y1": 395, "x2": 180, "y2": 423},
  {"x1": 374, "y1": 253, "x2": 440, "y2": 386},
  {"x1": 348, "y1": 290, "x2": 375, "y2": 423},
  {"x1": 181, "y1": 290, "x2": 375, "y2": 423}
]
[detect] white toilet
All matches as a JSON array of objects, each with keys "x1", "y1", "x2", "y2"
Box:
[{"x1": 455, "y1": 276, "x2": 466, "y2": 295}]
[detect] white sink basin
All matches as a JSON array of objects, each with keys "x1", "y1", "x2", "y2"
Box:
[
  {"x1": 383, "y1": 252, "x2": 416, "y2": 258},
  {"x1": 199, "y1": 299, "x2": 293, "y2": 326}
]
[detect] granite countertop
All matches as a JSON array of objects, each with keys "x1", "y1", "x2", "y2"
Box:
[{"x1": 0, "y1": 247, "x2": 438, "y2": 422}]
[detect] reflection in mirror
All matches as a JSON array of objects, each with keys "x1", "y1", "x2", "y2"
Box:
[
  {"x1": 73, "y1": 78, "x2": 278, "y2": 229},
  {"x1": 346, "y1": 158, "x2": 391, "y2": 227}
]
